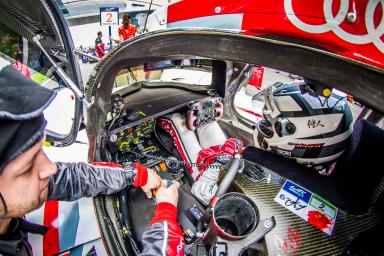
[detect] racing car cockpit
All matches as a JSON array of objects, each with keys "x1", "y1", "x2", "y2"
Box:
[
  {"x1": 89, "y1": 59, "x2": 278, "y2": 255},
  {"x1": 85, "y1": 30, "x2": 384, "y2": 256}
]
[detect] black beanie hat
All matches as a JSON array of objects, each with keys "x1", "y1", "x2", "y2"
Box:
[{"x1": 0, "y1": 58, "x2": 56, "y2": 173}]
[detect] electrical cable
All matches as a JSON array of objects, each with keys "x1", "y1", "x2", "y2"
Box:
[
  {"x1": 107, "y1": 108, "x2": 123, "y2": 133},
  {"x1": 119, "y1": 191, "x2": 141, "y2": 255}
]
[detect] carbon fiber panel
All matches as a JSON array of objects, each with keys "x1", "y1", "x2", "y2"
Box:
[{"x1": 230, "y1": 170, "x2": 382, "y2": 256}]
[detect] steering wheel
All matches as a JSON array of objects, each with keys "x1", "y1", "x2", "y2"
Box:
[{"x1": 186, "y1": 98, "x2": 224, "y2": 131}]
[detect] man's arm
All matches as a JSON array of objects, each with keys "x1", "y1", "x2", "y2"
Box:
[
  {"x1": 140, "y1": 203, "x2": 184, "y2": 256},
  {"x1": 109, "y1": 36, "x2": 121, "y2": 44},
  {"x1": 48, "y1": 162, "x2": 147, "y2": 201},
  {"x1": 117, "y1": 26, "x2": 124, "y2": 43},
  {"x1": 140, "y1": 182, "x2": 184, "y2": 256}
]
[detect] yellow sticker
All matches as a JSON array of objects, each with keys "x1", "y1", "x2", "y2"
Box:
[{"x1": 43, "y1": 141, "x2": 51, "y2": 147}]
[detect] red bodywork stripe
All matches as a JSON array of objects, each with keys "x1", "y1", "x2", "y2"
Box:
[
  {"x1": 235, "y1": 106, "x2": 264, "y2": 119},
  {"x1": 43, "y1": 200, "x2": 60, "y2": 256}
]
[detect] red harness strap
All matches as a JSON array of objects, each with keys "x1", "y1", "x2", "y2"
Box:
[{"x1": 196, "y1": 138, "x2": 244, "y2": 172}]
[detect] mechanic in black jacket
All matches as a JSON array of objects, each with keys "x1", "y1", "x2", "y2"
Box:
[{"x1": 0, "y1": 59, "x2": 184, "y2": 255}]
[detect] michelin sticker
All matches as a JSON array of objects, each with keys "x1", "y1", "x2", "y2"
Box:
[{"x1": 274, "y1": 180, "x2": 337, "y2": 235}]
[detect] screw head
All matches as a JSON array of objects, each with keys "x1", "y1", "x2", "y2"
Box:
[
  {"x1": 264, "y1": 220, "x2": 273, "y2": 228},
  {"x1": 347, "y1": 12, "x2": 357, "y2": 23},
  {"x1": 215, "y1": 6, "x2": 222, "y2": 13},
  {"x1": 110, "y1": 134, "x2": 117, "y2": 142}
]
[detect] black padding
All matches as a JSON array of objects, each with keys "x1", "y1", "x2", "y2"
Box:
[
  {"x1": 211, "y1": 60, "x2": 226, "y2": 98},
  {"x1": 342, "y1": 221, "x2": 384, "y2": 255},
  {"x1": 128, "y1": 184, "x2": 203, "y2": 242},
  {"x1": 243, "y1": 120, "x2": 384, "y2": 214}
]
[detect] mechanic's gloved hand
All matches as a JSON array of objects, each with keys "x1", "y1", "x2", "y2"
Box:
[
  {"x1": 133, "y1": 163, "x2": 162, "y2": 199},
  {"x1": 150, "y1": 181, "x2": 180, "y2": 225},
  {"x1": 191, "y1": 167, "x2": 220, "y2": 206},
  {"x1": 156, "y1": 180, "x2": 180, "y2": 207}
]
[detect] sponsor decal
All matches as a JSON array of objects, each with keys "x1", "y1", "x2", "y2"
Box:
[
  {"x1": 265, "y1": 93, "x2": 275, "y2": 112},
  {"x1": 215, "y1": 154, "x2": 232, "y2": 163},
  {"x1": 294, "y1": 143, "x2": 324, "y2": 149},
  {"x1": 176, "y1": 236, "x2": 184, "y2": 256},
  {"x1": 276, "y1": 148, "x2": 292, "y2": 157},
  {"x1": 275, "y1": 180, "x2": 337, "y2": 235},
  {"x1": 283, "y1": 182, "x2": 310, "y2": 202},
  {"x1": 289, "y1": 186, "x2": 306, "y2": 199}
]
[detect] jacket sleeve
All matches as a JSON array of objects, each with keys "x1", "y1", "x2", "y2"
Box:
[
  {"x1": 140, "y1": 203, "x2": 184, "y2": 256},
  {"x1": 48, "y1": 162, "x2": 138, "y2": 201}
]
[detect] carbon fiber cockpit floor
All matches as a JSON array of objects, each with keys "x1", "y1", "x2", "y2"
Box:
[
  {"x1": 127, "y1": 168, "x2": 382, "y2": 255},
  {"x1": 233, "y1": 170, "x2": 383, "y2": 255},
  {"x1": 128, "y1": 180, "x2": 204, "y2": 243}
]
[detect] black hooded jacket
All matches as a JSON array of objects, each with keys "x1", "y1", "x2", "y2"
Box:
[
  {"x1": 0, "y1": 56, "x2": 183, "y2": 255},
  {"x1": 0, "y1": 162, "x2": 183, "y2": 256}
]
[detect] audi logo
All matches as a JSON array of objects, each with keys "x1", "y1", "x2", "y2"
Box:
[{"x1": 284, "y1": 0, "x2": 384, "y2": 53}]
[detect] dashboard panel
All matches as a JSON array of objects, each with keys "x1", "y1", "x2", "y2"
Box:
[{"x1": 108, "y1": 86, "x2": 212, "y2": 133}]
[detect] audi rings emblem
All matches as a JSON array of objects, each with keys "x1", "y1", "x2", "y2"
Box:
[{"x1": 284, "y1": 0, "x2": 384, "y2": 53}]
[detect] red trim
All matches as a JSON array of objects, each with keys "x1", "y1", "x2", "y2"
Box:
[
  {"x1": 196, "y1": 138, "x2": 243, "y2": 172},
  {"x1": 89, "y1": 162, "x2": 123, "y2": 168},
  {"x1": 133, "y1": 162, "x2": 148, "y2": 187},
  {"x1": 213, "y1": 216, "x2": 240, "y2": 239},
  {"x1": 43, "y1": 200, "x2": 60, "y2": 256},
  {"x1": 210, "y1": 196, "x2": 219, "y2": 207},
  {"x1": 157, "y1": 118, "x2": 194, "y2": 175},
  {"x1": 235, "y1": 106, "x2": 264, "y2": 119},
  {"x1": 248, "y1": 67, "x2": 264, "y2": 88},
  {"x1": 12, "y1": 62, "x2": 31, "y2": 79},
  {"x1": 166, "y1": 222, "x2": 184, "y2": 256},
  {"x1": 151, "y1": 202, "x2": 178, "y2": 225}
]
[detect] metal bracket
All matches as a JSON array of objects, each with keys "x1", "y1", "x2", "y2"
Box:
[
  {"x1": 210, "y1": 216, "x2": 276, "y2": 256},
  {"x1": 32, "y1": 34, "x2": 90, "y2": 107}
]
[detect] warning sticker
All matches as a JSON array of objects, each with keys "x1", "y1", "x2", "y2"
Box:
[{"x1": 275, "y1": 180, "x2": 337, "y2": 235}]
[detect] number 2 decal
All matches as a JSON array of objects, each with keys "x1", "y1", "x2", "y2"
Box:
[{"x1": 106, "y1": 13, "x2": 112, "y2": 22}]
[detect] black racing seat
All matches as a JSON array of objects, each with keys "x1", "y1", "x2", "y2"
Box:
[{"x1": 243, "y1": 119, "x2": 384, "y2": 215}]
